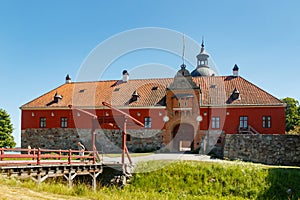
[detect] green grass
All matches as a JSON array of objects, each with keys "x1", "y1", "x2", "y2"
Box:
[{"x1": 1, "y1": 160, "x2": 300, "y2": 199}]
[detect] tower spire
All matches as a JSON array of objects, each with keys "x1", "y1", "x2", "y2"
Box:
[
  {"x1": 201, "y1": 36, "x2": 204, "y2": 48},
  {"x1": 182, "y1": 33, "x2": 185, "y2": 65}
]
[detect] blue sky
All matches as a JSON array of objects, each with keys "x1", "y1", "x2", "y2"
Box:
[{"x1": 1, "y1": 0, "x2": 300, "y2": 146}]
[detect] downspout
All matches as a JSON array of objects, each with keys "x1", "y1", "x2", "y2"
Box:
[{"x1": 207, "y1": 106, "x2": 211, "y2": 154}]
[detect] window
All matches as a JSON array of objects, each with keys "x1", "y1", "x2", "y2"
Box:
[
  {"x1": 144, "y1": 117, "x2": 152, "y2": 128},
  {"x1": 61, "y1": 117, "x2": 68, "y2": 128},
  {"x1": 212, "y1": 116, "x2": 220, "y2": 129},
  {"x1": 239, "y1": 116, "x2": 248, "y2": 128},
  {"x1": 40, "y1": 117, "x2": 46, "y2": 128},
  {"x1": 184, "y1": 100, "x2": 188, "y2": 107},
  {"x1": 262, "y1": 116, "x2": 271, "y2": 128},
  {"x1": 126, "y1": 134, "x2": 131, "y2": 141}
]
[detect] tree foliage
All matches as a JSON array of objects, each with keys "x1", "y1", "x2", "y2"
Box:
[
  {"x1": 0, "y1": 108, "x2": 16, "y2": 147},
  {"x1": 281, "y1": 97, "x2": 300, "y2": 133}
]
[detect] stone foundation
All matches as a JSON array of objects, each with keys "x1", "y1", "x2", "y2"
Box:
[
  {"x1": 21, "y1": 128, "x2": 162, "y2": 153},
  {"x1": 223, "y1": 134, "x2": 300, "y2": 166}
]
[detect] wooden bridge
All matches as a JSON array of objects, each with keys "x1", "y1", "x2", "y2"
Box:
[
  {"x1": 0, "y1": 102, "x2": 141, "y2": 189},
  {"x1": 0, "y1": 147, "x2": 129, "y2": 190}
]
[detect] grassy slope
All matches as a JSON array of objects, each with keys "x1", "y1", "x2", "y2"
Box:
[
  {"x1": 1, "y1": 161, "x2": 300, "y2": 200},
  {"x1": 129, "y1": 161, "x2": 300, "y2": 199}
]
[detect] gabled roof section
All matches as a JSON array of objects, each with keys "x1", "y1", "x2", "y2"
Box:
[
  {"x1": 21, "y1": 79, "x2": 172, "y2": 109},
  {"x1": 20, "y1": 76, "x2": 283, "y2": 109},
  {"x1": 193, "y1": 76, "x2": 283, "y2": 106}
]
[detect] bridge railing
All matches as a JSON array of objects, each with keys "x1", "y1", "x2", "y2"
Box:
[{"x1": 0, "y1": 148, "x2": 99, "y2": 166}]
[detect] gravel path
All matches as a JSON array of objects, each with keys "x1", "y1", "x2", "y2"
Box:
[
  {"x1": 102, "y1": 153, "x2": 222, "y2": 164},
  {"x1": 0, "y1": 185, "x2": 86, "y2": 200}
]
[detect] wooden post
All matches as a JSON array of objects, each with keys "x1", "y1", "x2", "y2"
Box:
[
  {"x1": 59, "y1": 149, "x2": 61, "y2": 160},
  {"x1": 32, "y1": 148, "x2": 36, "y2": 160},
  {"x1": 122, "y1": 117, "x2": 127, "y2": 166},
  {"x1": 92, "y1": 118, "x2": 97, "y2": 152},
  {"x1": 37, "y1": 148, "x2": 41, "y2": 165},
  {"x1": 68, "y1": 149, "x2": 72, "y2": 164},
  {"x1": 92, "y1": 152, "x2": 96, "y2": 164},
  {"x1": 125, "y1": 146, "x2": 132, "y2": 165},
  {"x1": 64, "y1": 172, "x2": 77, "y2": 188},
  {"x1": 0, "y1": 148, "x2": 3, "y2": 161},
  {"x1": 90, "y1": 171, "x2": 101, "y2": 191}
]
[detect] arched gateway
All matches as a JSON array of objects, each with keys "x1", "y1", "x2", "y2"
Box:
[{"x1": 172, "y1": 123, "x2": 195, "y2": 152}]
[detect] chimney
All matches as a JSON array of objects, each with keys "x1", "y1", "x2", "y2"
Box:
[
  {"x1": 122, "y1": 70, "x2": 129, "y2": 82},
  {"x1": 66, "y1": 74, "x2": 71, "y2": 83},
  {"x1": 232, "y1": 64, "x2": 239, "y2": 77}
]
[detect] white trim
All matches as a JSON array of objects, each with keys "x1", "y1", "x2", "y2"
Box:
[
  {"x1": 20, "y1": 104, "x2": 284, "y2": 110},
  {"x1": 200, "y1": 104, "x2": 284, "y2": 108},
  {"x1": 173, "y1": 108, "x2": 192, "y2": 111}
]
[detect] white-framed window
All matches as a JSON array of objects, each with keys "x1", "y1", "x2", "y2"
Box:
[
  {"x1": 262, "y1": 116, "x2": 271, "y2": 128},
  {"x1": 61, "y1": 117, "x2": 68, "y2": 128},
  {"x1": 144, "y1": 117, "x2": 152, "y2": 129},
  {"x1": 239, "y1": 116, "x2": 248, "y2": 128},
  {"x1": 40, "y1": 117, "x2": 46, "y2": 128},
  {"x1": 212, "y1": 116, "x2": 220, "y2": 129}
]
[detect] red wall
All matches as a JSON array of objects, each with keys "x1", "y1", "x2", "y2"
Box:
[
  {"x1": 21, "y1": 108, "x2": 167, "y2": 130},
  {"x1": 197, "y1": 106, "x2": 285, "y2": 134},
  {"x1": 22, "y1": 106, "x2": 285, "y2": 134}
]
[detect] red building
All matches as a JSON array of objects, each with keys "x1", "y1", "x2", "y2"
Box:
[{"x1": 20, "y1": 43, "x2": 285, "y2": 153}]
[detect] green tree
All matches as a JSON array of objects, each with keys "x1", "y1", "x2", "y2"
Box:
[
  {"x1": 0, "y1": 108, "x2": 16, "y2": 147},
  {"x1": 281, "y1": 97, "x2": 300, "y2": 133}
]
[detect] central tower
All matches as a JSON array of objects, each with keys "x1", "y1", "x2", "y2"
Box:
[{"x1": 191, "y1": 39, "x2": 216, "y2": 77}]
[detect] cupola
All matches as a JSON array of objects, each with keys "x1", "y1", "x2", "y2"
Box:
[
  {"x1": 168, "y1": 63, "x2": 199, "y2": 90},
  {"x1": 175, "y1": 64, "x2": 191, "y2": 77},
  {"x1": 191, "y1": 38, "x2": 216, "y2": 77},
  {"x1": 196, "y1": 39, "x2": 210, "y2": 67}
]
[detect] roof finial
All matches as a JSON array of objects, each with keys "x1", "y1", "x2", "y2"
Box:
[
  {"x1": 201, "y1": 36, "x2": 204, "y2": 48},
  {"x1": 182, "y1": 33, "x2": 185, "y2": 65}
]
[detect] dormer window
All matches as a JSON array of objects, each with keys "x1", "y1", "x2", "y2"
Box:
[
  {"x1": 226, "y1": 88, "x2": 240, "y2": 104},
  {"x1": 53, "y1": 92, "x2": 63, "y2": 103},
  {"x1": 131, "y1": 91, "x2": 140, "y2": 102},
  {"x1": 232, "y1": 88, "x2": 240, "y2": 100},
  {"x1": 152, "y1": 86, "x2": 158, "y2": 90}
]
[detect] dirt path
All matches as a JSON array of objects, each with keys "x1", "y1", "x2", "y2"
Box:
[{"x1": 0, "y1": 185, "x2": 86, "y2": 200}]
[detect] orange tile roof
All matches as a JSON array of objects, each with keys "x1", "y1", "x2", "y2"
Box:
[
  {"x1": 193, "y1": 76, "x2": 283, "y2": 105},
  {"x1": 20, "y1": 76, "x2": 283, "y2": 109}
]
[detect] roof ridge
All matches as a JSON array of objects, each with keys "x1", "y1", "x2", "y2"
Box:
[{"x1": 67, "y1": 77, "x2": 175, "y2": 84}]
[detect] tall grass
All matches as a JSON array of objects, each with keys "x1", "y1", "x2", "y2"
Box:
[
  {"x1": 1, "y1": 161, "x2": 300, "y2": 199},
  {"x1": 129, "y1": 161, "x2": 269, "y2": 199}
]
